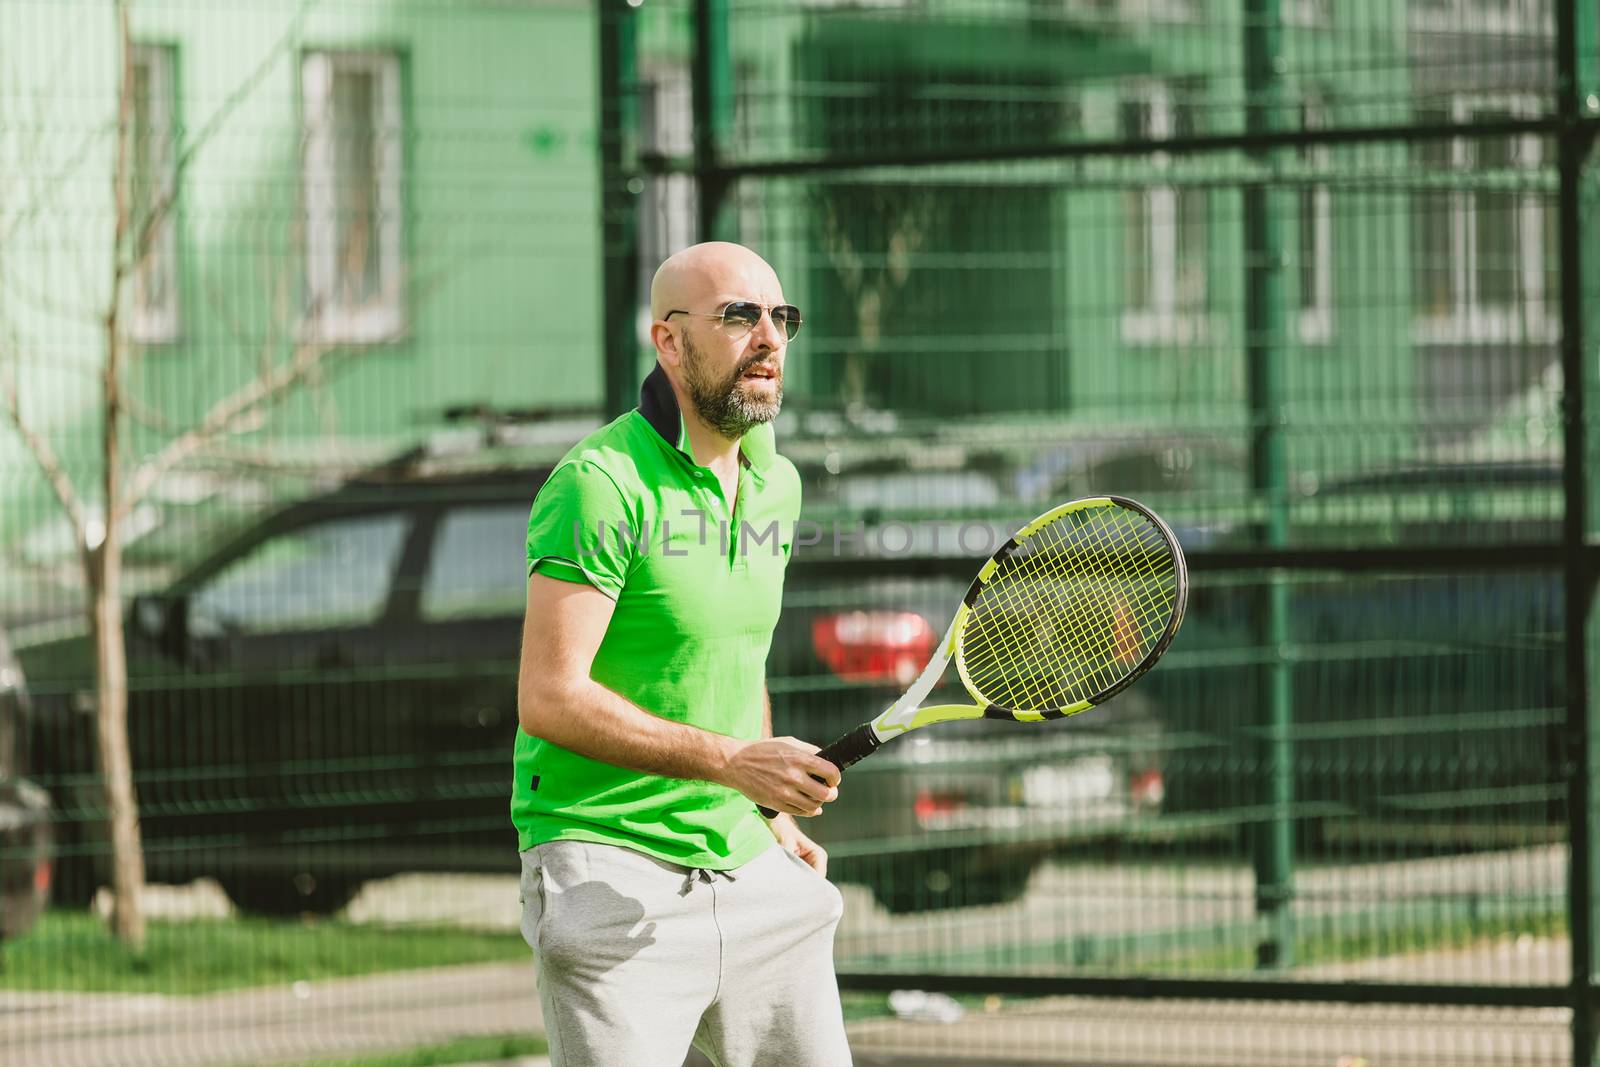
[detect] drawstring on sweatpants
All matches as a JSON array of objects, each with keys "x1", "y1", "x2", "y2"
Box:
[{"x1": 679, "y1": 866, "x2": 738, "y2": 895}]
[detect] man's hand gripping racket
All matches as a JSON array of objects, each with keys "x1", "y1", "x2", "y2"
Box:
[{"x1": 758, "y1": 495, "x2": 1187, "y2": 819}]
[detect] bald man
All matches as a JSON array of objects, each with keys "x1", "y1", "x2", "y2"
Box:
[{"x1": 514, "y1": 242, "x2": 853, "y2": 1066}]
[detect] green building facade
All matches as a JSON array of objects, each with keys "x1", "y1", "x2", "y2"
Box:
[
  {"x1": 0, "y1": 0, "x2": 602, "y2": 596},
  {"x1": 0, "y1": 0, "x2": 1582, "y2": 597},
  {"x1": 625, "y1": 0, "x2": 1570, "y2": 519}
]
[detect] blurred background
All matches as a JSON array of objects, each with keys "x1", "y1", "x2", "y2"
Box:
[{"x1": 0, "y1": 0, "x2": 1596, "y2": 1064}]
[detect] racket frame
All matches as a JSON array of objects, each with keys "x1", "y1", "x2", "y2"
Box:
[
  {"x1": 756, "y1": 495, "x2": 1187, "y2": 817},
  {"x1": 868, "y1": 494, "x2": 1187, "y2": 743}
]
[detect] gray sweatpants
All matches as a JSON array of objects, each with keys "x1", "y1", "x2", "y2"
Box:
[{"x1": 519, "y1": 839, "x2": 853, "y2": 1067}]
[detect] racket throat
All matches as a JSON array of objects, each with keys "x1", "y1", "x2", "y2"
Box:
[{"x1": 869, "y1": 616, "x2": 961, "y2": 740}]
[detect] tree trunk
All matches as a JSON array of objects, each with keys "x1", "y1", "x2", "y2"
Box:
[
  {"x1": 95, "y1": 0, "x2": 146, "y2": 948},
  {"x1": 89, "y1": 535, "x2": 145, "y2": 950}
]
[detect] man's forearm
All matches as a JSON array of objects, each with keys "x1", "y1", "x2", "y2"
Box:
[{"x1": 520, "y1": 678, "x2": 742, "y2": 785}]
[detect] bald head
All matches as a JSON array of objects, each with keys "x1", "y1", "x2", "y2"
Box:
[{"x1": 649, "y1": 242, "x2": 783, "y2": 321}]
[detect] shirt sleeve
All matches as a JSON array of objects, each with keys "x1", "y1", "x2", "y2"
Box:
[{"x1": 525, "y1": 460, "x2": 637, "y2": 599}]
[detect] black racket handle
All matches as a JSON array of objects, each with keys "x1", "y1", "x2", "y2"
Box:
[{"x1": 757, "y1": 723, "x2": 882, "y2": 819}]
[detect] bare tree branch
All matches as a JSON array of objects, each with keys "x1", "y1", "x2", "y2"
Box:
[
  {"x1": 0, "y1": 367, "x2": 86, "y2": 535},
  {"x1": 117, "y1": 232, "x2": 482, "y2": 518},
  {"x1": 0, "y1": 263, "x2": 114, "y2": 331},
  {"x1": 118, "y1": 0, "x2": 318, "y2": 281},
  {"x1": 118, "y1": 317, "x2": 351, "y2": 518},
  {"x1": 0, "y1": 22, "x2": 117, "y2": 253},
  {"x1": 0, "y1": 3, "x2": 317, "y2": 273},
  {"x1": 119, "y1": 382, "x2": 181, "y2": 438}
]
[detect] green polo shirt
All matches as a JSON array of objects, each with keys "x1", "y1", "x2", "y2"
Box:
[{"x1": 512, "y1": 365, "x2": 801, "y2": 869}]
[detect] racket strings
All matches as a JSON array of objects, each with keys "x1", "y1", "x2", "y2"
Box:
[
  {"x1": 960, "y1": 504, "x2": 1179, "y2": 710},
  {"x1": 976, "y1": 542, "x2": 1144, "y2": 705},
  {"x1": 967, "y1": 523, "x2": 1169, "y2": 707},
  {"x1": 1011, "y1": 511, "x2": 1175, "y2": 702},
  {"x1": 1034, "y1": 511, "x2": 1176, "y2": 699}
]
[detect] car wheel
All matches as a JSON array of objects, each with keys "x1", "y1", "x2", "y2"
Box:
[
  {"x1": 46, "y1": 854, "x2": 102, "y2": 910},
  {"x1": 220, "y1": 872, "x2": 361, "y2": 917},
  {"x1": 864, "y1": 846, "x2": 1037, "y2": 914}
]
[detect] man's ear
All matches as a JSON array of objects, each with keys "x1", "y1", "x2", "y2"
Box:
[{"x1": 652, "y1": 321, "x2": 683, "y2": 368}]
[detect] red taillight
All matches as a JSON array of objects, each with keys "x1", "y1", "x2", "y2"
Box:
[
  {"x1": 1130, "y1": 769, "x2": 1165, "y2": 809},
  {"x1": 811, "y1": 611, "x2": 936, "y2": 685},
  {"x1": 913, "y1": 788, "x2": 968, "y2": 823}
]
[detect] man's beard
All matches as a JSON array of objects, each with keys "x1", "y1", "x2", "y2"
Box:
[{"x1": 681, "y1": 332, "x2": 783, "y2": 440}]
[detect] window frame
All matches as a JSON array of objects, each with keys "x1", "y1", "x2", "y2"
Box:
[
  {"x1": 1297, "y1": 95, "x2": 1334, "y2": 345},
  {"x1": 301, "y1": 49, "x2": 406, "y2": 344},
  {"x1": 1120, "y1": 82, "x2": 1213, "y2": 347},
  {"x1": 1408, "y1": 0, "x2": 1553, "y2": 37},
  {"x1": 1281, "y1": 0, "x2": 1331, "y2": 27},
  {"x1": 637, "y1": 63, "x2": 697, "y2": 343},
  {"x1": 1112, "y1": 0, "x2": 1198, "y2": 21},
  {"x1": 1411, "y1": 93, "x2": 1555, "y2": 347},
  {"x1": 127, "y1": 43, "x2": 181, "y2": 344}
]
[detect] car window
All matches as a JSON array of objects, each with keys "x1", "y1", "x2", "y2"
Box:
[
  {"x1": 189, "y1": 513, "x2": 411, "y2": 636},
  {"x1": 835, "y1": 471, "x2": 1001, "y2": 513},
  {"x1": 1083, "y1": 445, "x2": 1249, "y2": 495},
  {"x1": 420, "y1": 503, "x2": 529, "y2": 620}
]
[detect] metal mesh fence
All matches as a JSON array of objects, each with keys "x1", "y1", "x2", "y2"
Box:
[
  {"x1": 1, "y1": 0, "x2": 1598, "y2": 1065},
  {"x1": 619, "y1": 0, "x2": 1600, "y2": 1063},
  {"x1": 2, "y1": 2, "x2": 597, "y2": 1064}
]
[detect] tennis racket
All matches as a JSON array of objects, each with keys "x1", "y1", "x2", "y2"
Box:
[{"x1": 759, "y1": 495, "x2": 1187, "y2": 819}]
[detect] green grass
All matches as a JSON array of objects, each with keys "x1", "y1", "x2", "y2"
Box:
[
  {"x1": 236, "y1": 1033, "x2": 547, "y2": 1067},
  {"x1": 1, "y1": 910, "x2": 530, "y2": 995},
  {"x1": 840, "y1": 903, "x2": 1567, "y2": 978},
  {"x1": 841, "y1": 991, "x2": 894, "y2": 1021},
  {"x1": 1152, "y1": 908, "x2": 1568, "y2": 975}
]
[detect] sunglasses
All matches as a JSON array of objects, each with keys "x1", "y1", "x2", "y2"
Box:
[{"x1": 664, "y1": 300, "x2": 803, "y2": 342}]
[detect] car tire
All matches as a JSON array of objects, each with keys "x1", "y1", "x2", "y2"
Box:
[
  {"x1": 864, "y1": 846, "x2": 1037, "y2": 914},
  {"x1": 46, "y1": 855, "x2": 101, "y2": 910},
  {"x1": 220, "y1": 872, "x2": 361, "y2": 917}
]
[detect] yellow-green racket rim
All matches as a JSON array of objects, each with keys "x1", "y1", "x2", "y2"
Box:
[{"x1": 951, "y1": 494, "x2": 1187, "y2": 723}]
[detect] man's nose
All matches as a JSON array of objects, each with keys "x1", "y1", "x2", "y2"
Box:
[{"x1": 751, "y1": 309, "x2": 785, "y2": 351}]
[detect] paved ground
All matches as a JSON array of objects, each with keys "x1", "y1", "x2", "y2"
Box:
[
  {"x1": 831, "y1": 845, "x2": 1566, "y2": 981},
  {"x1": 2, "y1": 847, "x2": 1575, "y2": 1066},
  {"x1": 3, "y1": 958, "x2": 1571, "y2": 1067},
  {"x1": 4, "y1": 961, "x2": 543, "y2": 1067}
]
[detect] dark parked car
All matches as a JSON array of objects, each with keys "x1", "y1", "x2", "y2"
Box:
[
  {"x1": 21, "y1": 443, "x2": 1165, "y2": 915},
  {"x1": 1140, "y1": 456, "x2": 1567, "y2": 849},
  {"x1": 0, "y1": 627, "x2": 53, "y2": 943}
]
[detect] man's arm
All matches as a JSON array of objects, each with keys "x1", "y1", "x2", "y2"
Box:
[
  {"x1": 517, "y1": 573, "x2": 840, "y2": 817},
  {"x1": 758, "y1": 683, "x2": 831, "y2": 875}
]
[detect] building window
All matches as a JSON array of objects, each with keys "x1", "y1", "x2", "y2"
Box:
[
  {"x1": 128, "y1": 44, "x2": 179, "y2": 343},
  {"x1": 1297, "y1": 96, "x2": 1333, "y2": 344},
  {"x1": 637, "y1": 64, "x2": 697, "y2": 343},
  {"x1": 1051, "y1": 0, "x2": 1195, "y2": 21},
  {"x1": 1409, "y1": 0, "x2": 1552, "y2": 36},
  {"x1": 1121, "y1": 84, "x2": 1209, "y2": 345},
  {"x1": 301, "y1": 51, "x2": 404, "y2": 342},
  {"x1": 1282, "y1": 0, "x2": 1331, "y2": 25},
  {"x1": 1410, "y1": 95, "x2": 1554, "y2": 345}
]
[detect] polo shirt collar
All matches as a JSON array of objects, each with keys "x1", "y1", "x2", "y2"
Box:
[{"x1": 637, "y1": 362, "x2": 775, "y2": 472}]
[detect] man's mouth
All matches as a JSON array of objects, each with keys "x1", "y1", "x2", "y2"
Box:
[{"x1": 740, "y1": 364, "x2": 779, "y2": 382}]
